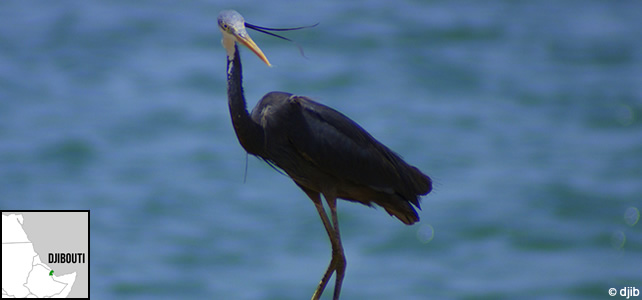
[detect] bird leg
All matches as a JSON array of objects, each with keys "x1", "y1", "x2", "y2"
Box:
[
  {"x1": 327, "y1": 194, "x2": 346, "y2": 300},
  {"x1": 302, "y1": 189, "x2": 346, "y2": 300},
  {"x1": 309, "y1": 193, "x2": 335, "y2": 300}
]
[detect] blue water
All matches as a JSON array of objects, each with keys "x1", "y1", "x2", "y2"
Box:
[{"x1": 1, "y1": 1, "x2": 641, "y2": 299}]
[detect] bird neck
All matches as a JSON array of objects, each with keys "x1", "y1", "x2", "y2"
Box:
[{"x1": 227, "y1": 43, "x2": 264, "y2": 155}]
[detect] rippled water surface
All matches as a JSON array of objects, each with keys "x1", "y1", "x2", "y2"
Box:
[{"x1": 1, "y1": 1, "x2": 640, "y2": 299}]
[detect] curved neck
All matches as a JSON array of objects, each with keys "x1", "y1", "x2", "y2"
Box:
[{"x1": 227, "y1": 43, "x2": 264, "y2": 155}]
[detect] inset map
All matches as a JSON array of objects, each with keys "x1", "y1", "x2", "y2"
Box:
[{"x1": 2, "y1": 211, "x2": 89, "y2": 298}]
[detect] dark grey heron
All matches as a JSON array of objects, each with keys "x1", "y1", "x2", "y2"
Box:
[{"x1": 217, "y1": 10, "x2": 432, "y2": 300}]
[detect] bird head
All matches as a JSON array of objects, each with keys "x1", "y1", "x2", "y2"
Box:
[{"x1": 218, "y1": 10, "x2": 271, "y2": 67}]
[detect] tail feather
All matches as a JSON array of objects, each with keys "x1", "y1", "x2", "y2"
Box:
[
  {"x1": 380, "y1": 197, "x2": 420, "y2": 225},
  {"x1": 399, "y1": 166, "x2": 432, "y2": 208}
]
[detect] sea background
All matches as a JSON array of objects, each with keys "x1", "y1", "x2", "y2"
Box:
[{"x1": 1, "y1": 0, "x2": 640, "y2": 299}]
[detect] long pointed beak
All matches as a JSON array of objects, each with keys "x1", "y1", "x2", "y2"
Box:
[{"x1": 236, "y1": 33, "x2": 271, "y2": 67}]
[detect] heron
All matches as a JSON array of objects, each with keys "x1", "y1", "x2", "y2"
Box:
[{"x1": 217, "y1": 10, "x2": 432, "y2": 300}]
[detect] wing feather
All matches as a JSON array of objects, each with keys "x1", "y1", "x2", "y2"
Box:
[
  {"x1": 256, "y1": 92, "x2": 431, "y2": 209},
  {"x1": 286, "y1": 96, "x2": 430, "y2": 204}
]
